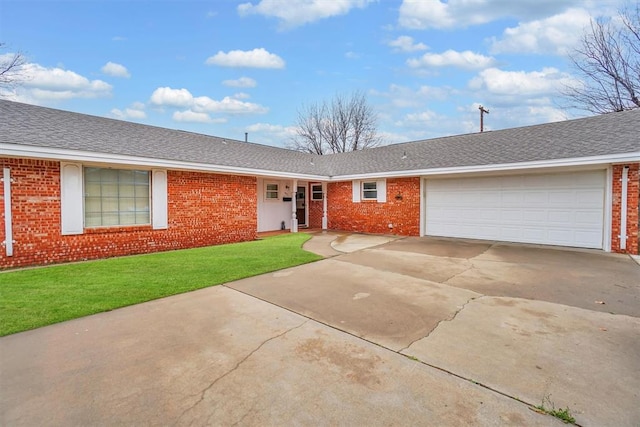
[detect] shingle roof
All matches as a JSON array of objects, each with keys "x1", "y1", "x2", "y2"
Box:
[
  {"x1": 325, "y1": 109, "x2": 640, "y2": 176},
  {"x1": 1, "y1": 100, "x2": 639, "y2": 179},
  {"x1": 0, "y1": 100, "x2": 327, "y2": 176}
]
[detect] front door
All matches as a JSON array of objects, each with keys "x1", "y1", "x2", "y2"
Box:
[{"x1": 296, "y1": 186, "x2": 306, "y2": 227}]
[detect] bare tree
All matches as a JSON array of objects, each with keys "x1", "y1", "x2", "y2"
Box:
[
  {"x1": 289, "y1": 90, "x2": 382, "y2": 155},
  {"x1": 563, "y1": 5, "x2": 640, "y2": 113},
  {"x1": 0, "y1": 43, "x2": 27, "y2": 93}
]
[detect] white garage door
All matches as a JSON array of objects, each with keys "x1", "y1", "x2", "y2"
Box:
[{"x1": 425, "y1": 170, "x2": 606, "y2": 249}]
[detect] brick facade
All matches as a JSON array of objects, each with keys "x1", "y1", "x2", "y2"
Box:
[
  {"x1": 327, "y1": 177, "x2": 421, "y2": 236},
  {"x1": 0, "y1": 158, "x2": 257, "y2": 269},
  {"x1": 611, "y1": 163, "x2": 640, "y2": 254}
]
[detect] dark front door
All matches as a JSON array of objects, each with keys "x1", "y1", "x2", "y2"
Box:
[{"x1": 296, "y1": 186, "x2": 306, "y2": 227}]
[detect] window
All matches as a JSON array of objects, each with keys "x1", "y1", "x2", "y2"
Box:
[
  {"x1": 265, "y1": 183, "x2": 279, "y2": 200},
  {"x1": 84, "y1": 167, "x2": 150, "y2": 227},
  {"x1": 362, "y1": 181, "x2": 378, "y2": 200},
  {"x1": 311, "y1": 184, "x2": 323, "y2": 200}
]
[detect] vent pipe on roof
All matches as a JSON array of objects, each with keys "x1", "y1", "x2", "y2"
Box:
[
  {"x1": 245, "y1": 132, "x2": 248, "y2": 142},
  {"x1": 479, "y1": 105, "x2": 489, "y2": 132}
]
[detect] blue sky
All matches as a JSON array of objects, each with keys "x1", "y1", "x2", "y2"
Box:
[{"x1": 0, "y1": 0, "x2": 627, "y2": 147}]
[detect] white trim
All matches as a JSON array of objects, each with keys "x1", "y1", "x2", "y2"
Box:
[
  {"x1": 352, "y1": 180, "x2": 361, "y2": 203},
  {"x1": 152, "y1": 169, "x2": 168, "y2": 230},
  {"x1": 376, "y1": 179, "x2": 387, "y2": 203},
  {"x1": 3, "y1": 144, "x2": 637, "y2": 183},
  {"x1": 603, "y1": 166, "x2": 613, "y2": 252},
  {"x1": 322, "y1": 182, "x2": 328, "y2": 230},
  {"x1": 60, "y1": 162, "x2": 84, "y2": 235},
  {"x1": 620, "y1": 166, "x2": 629, "y2": 250},
  {"x1": 0, "y1": 144, "x2": 327, "y2": 181},
  {"x1": 419, "y1": 177, "x2": 426, "y2": 237},
  {"x1": 3, "y1": 168, "x2": 13, "y2": 256},
  {"x1": 333, "y1": 152, "x2": 640, "y2": 181}
]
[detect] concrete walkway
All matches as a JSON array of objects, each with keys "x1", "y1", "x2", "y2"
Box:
[{"x1": 2, "y1": 232, "x2": 639, "y2": 426}]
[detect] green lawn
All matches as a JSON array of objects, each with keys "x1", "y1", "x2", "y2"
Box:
[{"x1": 0, "y1": 233, "x2": 322, "y2": 336}]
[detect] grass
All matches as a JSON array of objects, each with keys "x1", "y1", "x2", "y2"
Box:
[
  {"x1": 0, "y1": 233, "x2": 322, "y2": 337},
  {"x1": 535, "y1": 395, "x2": 576, "y2": 424}
]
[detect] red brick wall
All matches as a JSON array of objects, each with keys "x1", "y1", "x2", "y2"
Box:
[
  {"x1": 327, "y1": 177, "x2": 420, "y2": 236},
  {"x1": 308, "y1": 183, "x2": 324, "y2": 229},
  {"x1": 611, "y1": 163, "x2": 639, "y2": 254},
  {"x1": 0, "y1": 158, "x2": 257, "y2": 269}
]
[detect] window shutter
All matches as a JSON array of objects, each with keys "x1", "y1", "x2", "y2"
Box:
[
  {"x1": 152, "y1": 169, "x2": 168, "y2": 229},
  {"x1": 352, "y1": 180, "x2": 361, "y2": 202},
  {"x1": 377, "y1": 179, "x2": 387, "y2": 203},
  {"x1": 60, "y1": 162, "x2": 84, "y2": 235}
]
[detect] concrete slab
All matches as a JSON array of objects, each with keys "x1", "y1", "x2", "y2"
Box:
[
  {"x1": 403, "y1": 296, "x2": 640, "y2": 427},
  {"x1": 449, "y1": 244, "x2": 640, "y2": 317},
  {"x1": 338, "y1": 248, "x2": 473, "y2": 283},
  {"x1": 0, "y1": 286, "x2": 559, "y2": 426},
  {"x1": 228, "y1": 258, "x2": 480, "y2": 351},
  {"x1": 330, "y1": 233, "x2": 399, "y2": 253},
  {"x1": 301, "y1": 231, "x2": 345, "y2": 257},
  {"x1": 381, "y1": 236, "x2": 493, "y2": 259}
]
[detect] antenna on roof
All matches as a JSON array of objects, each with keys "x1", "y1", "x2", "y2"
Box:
[{"x1": 479, "y1": 105, "x2": 489, "y2": 132}]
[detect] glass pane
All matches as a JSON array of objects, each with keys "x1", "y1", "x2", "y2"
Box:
[
  {"x1": 136, "y1": 212, "x2": 150, "y2": 224},
  {"x1": 102, "y1": 197, "x2": 119, "y2": 212},
  {"x1": 120, "y1": 184, "x2": 135, "y2": 197},
  {"x1": 84, "y1": 197, "x2": 102, "y2": 213},
  {"x1": 84, "y1": 167, "x2": 101, "y2": 183},
  {"x1": 102, "y1": 213, "x2": 119, "y2": 226},
  {"x1": 135, "y1": 198, "x2": 149, "y2": 210},
  {"x1": 363, "y1": 182, "x2": 377, "y2": 190},
  {"x1": 101, "y1": 169, "x2": 119, "y2": 182},
  {"x1": 266, "y1": 184, "x2": 278, "y2": 191},
  {"x1": 85, "y1": 212, "x2": 101, "y2": 227},
  {"x1": 102, "y1": 183, "x2": 118, "y2": 197},
  {"x1": 134, "y1": 170, "x2": 149, "y2": 184},
  {"x1": 119, "y1": 169, "x2": 134, "y2": 184}
]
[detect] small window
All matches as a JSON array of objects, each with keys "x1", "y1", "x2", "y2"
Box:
[
  {"x1": 265, "y1": 183, "x2": 279, "y2": 200},
  {"x1": 362, "y1": 181, "x2": 377, "y2": 200},
  {"x1": 311, "y1": 184, "x2": 323, "y2": 200},
  {"x1": 84, "y1": 167, "x2": 150, "y2": 227}
]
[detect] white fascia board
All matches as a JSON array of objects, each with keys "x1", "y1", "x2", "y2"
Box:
[
  {"x1": 0, "y1": 143, "x2": 327, "y2": 181},
  {"x1": 331, "y1": 152, "x2": 640, "y2": 181}
]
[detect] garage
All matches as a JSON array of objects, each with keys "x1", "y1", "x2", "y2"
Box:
[{"x1": 425, "y1": 170, "x2": 606, "y2": 249}]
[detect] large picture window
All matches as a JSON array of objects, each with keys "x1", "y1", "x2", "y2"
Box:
[{"x1": 84, "y1": 167, "x2": 150, "y2": 227}]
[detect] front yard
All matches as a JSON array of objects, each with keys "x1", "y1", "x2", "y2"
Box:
[{"x1": 0, "y1": 233, "x2": 321, "y2": 336}]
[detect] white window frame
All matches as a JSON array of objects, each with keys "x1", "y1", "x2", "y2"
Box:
[
  {"x1": 265, "y1": 182, "x2": 280, "y2": 201},
  {"x1": 352, "y1": 179, "x2": 387, "y2": 203},
  {"x1": 361, "y1": 181, "x2": 378, "y2": 200},
  {"x1": 83, "y1": 166, "x2": 151, "y2": 228},
  {"x1": 311, "y1": 183, "x2": 323, "y2": 200}
]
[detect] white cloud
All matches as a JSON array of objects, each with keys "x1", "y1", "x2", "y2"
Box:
[
  {"x1": 1, "y1": 60, "x2": 112, "y2": 102},
  {"x1": 398, "y1": 0, "x2": 595, "y2": 30},
  {"x1": 150, "y1": 87, "x2": 193, "y2": 107},
  {"x1": 244, "y1": 122, "x2": 298, "y2": 146},
  {"x1": 387, "y1": 36, "x2": 428, "y2": 53},
  {"x1": 101, "y1": 61, "x2": 130, "y2": 78},
  {"x1": 111, "y1": 107, "x2": 146, "y2": 120},
  {"x1": 344, "y1": 51, "x2": 360, "y2": 59},
  {"x1": 232, "y1": 92, "x2": 251, "y2": 99},
  {"x1": 222, "y1": 76, "x2": 257, "y2": 87},
  {"x1": 205, "y1": 48, "x2": 285, "y2": 69},
  {"x1": 149, "y1": 86, "x2": 269, "y2": 116},
  {"x1": 407, "y1": 50, "x2": 496, "y2": 70},
  {"x1": 238, "y1": 0, "x2": 375, "y2": 29},
  {"x1": 469, "y1": 67, "x2": 578, "y2": 96},
  {"x1": 173, "y1": 110, "x2": 215, "y2": 123},
  {"x1": 371, "y1": 83, "x2": 451, "y2": 108},
  {"x1": 490, "y1": 8, "x2": 591, "y2": 55}
]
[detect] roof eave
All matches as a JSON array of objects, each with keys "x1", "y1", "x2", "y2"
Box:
[
  {"x1": 0, "y1": 143, "x2": 329, "y2": 181},
  {"x1": 331, "y1": 152, "x2": 640, "y2": 180}
]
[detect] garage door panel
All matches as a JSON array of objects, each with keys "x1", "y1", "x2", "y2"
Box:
[{"x1": 426, "y1": 170, "x2": 605, "y2": 249}]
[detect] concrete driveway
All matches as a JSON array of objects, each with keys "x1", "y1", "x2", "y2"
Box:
[{"x1": 1, "y1": 233, "x2": 639, "y2": 426}]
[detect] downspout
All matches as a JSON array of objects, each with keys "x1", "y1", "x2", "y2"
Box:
[
  {"x1": 3, "y1": 168, "x2": 13, "y2": 257},
  {"x1": 291, "y1": 179, "x2": 298, "y2": 233},
  {"x1": 322, "y1": 182, "x2": 328, "y2": 230},
  {"x1": 620, "y1": 166, "x2": 629, "y2": 251}
]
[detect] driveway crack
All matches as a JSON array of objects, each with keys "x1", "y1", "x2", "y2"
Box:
[
  {"x1": 399, "y1": 295, "x2": 481, "y2": 353},
  {"x1": 173, "y1": 320, "x2": 308, "y2": 426}
]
